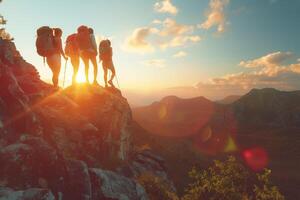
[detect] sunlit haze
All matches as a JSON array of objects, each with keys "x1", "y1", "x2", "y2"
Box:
[{"x1": 1, "y1": 0, "x2": 300, "y2": 105}]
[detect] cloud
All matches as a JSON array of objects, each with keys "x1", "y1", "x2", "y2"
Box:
[
  {"x1": 199, "y1": 0, "x2": 230, "y2": 34},
  {"x1": 155, "y1": 18, "x2": 200, "y2": 49},
  {"x1": 125, "y1": 54, "x2": 300, "y2": 104},
  {"x1": 124, "y1": 18, "x2": 201, "y2": 53},
  {"x1": 239, "y1": 51, "x2": 293, "y2": 68},
  {"x1": 191, "y1": 52, "x2": 300, "y2": 99},
  {"x1": 152, "y1": 19, "x2": 162, "y2": 24},
  {"x1": 154, "y1": 0, "x2": 178, "y2": 15},
  {"x1": 173, "y1": 51, "x2": 187, "y2": 58},
  {"x1": 143, "y1": 59, "x2": 166, "y2": 68},
  {"x1": 124, "y1": 27, "x2": 159, "y2": 53},
  {"x1": 158, "y1": 35, "x2": 201, "y2": 49},
  {"x1": 159, "y1": 18, "x2": 193, "y2": 36}
]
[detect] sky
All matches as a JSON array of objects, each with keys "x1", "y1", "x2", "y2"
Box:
[{"x1": 1, "y1": 0, "x2": 300, "y2": 106}]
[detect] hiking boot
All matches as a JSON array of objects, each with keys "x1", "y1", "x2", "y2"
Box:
[{"x1": 108, "y1": 80, "x2": 115, "y2": 88}]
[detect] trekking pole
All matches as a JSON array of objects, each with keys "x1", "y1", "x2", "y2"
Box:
[
  {"x1": 63, "y1": 59, "x2": 68, "y2": 88},
  {"x1": 115, "y1": 74, "x2": 121, "y2": 89}
]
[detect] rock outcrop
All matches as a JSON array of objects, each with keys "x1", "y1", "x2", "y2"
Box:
[
  {"x1": 0, "y1": 187, "x2": 55, "y2": 200},
  {"x1": 0, "y1": 38, "x2": 166, "y2": 199}
]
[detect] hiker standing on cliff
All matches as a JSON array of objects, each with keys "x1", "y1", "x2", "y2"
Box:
[
  {"x1": 65, "y1": 33, "x2": 80, "y2": 85},
  {"x1": 36, "y1": 27, "x2": 67, "y2": 88},
  {"x1": 76, "y1": 26, "x2": 98, "y2": 84},
  {"x1": 99, "y1": 39, "x2": 116, "y2": 88}
]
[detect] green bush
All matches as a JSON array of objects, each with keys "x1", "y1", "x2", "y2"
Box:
[
  {"x1": 136, "y1": 173, "x2": 179, "y2": 200},
  {"x1": 182, "y1": 156, "x2": 284, "y2": 200}
]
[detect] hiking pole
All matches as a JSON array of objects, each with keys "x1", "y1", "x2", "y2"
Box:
[
  {"x1": 63, "y1": 59, "x2": 68, "y2": 88},
  {"x1": 115, "y1": 74, "x2": 121, "y2": 89}
]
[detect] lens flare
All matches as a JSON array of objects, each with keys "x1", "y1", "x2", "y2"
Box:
[
  {"x1": 199, "y1": 126, "x2": 213, "y2": 142},
  {"x1": 224, "y1": 136, "x2": 238, "y2": 153},
  {"x1": 242, "y1": 147, "x2": 269, "y2": 171}
]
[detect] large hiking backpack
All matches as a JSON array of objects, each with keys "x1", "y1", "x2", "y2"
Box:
[
  {"x1": 76, "y1": 25, "x2": 96, "y2": 57},
  {"x1": 99, "y1": 40, "x2": 112, "y2": 61},
  {"x1": 65, "y1": 33, "x2": 79, "y2": 57},
  {"x1": 36, "y1": 26, "x2": 56, "y2": 57}
]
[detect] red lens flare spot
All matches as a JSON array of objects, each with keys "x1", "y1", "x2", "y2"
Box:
[{"x1": 242, "y1": 147, "x2": 269, "y2": 171}]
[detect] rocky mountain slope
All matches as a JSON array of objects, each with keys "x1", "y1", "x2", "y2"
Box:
[
  {"x1": 132, "y1": 95, "x2": 218, "y2": 137},
  {"x1": 215, "y1": 95, "x2": 241, "y2": 104},
  {"x1": 0, "y1": 38, "x2": 174, "y2": 199},
  {"x1": 132, "y1": 89, "x2": 300, "y2": 199},
  {"x1": 232, "y1": 88, "x2": 300, "y2": 128}
]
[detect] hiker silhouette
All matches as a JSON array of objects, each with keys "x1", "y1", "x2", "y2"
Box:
[
  {"x1": 36, "y1": 26, "x2": 67, "y2": 88},
  {"x1": 76, "y1": 26, "x2": 98, "y2": 85},
  {"x1": 65, "y1": 33, "x2": 80, "y2": 85},
  {"x1": 99, "y1": 39, "x2": 116, "y2": 88}
]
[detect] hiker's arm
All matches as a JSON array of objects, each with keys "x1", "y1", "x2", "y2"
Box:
[
  {"x1": 58, "y1": 38, "x2": 67, "y2": 60},
  {"x1": 61, "y1": 49, "x2": 67, "y2": 60}
]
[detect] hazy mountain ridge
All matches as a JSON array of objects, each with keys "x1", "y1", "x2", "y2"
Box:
[
  {"x1": 134, "y1": 88, "x2": 300, "y2": 135},
  {"x1": 132, "y1": 88, "x2": 300, "y2": 199},
  {"x1": 133, "y1": 95, "x2": 216, "y2": 137},
  {"x1": 216, "y1": 95, "x2": 241, "y2": 104},
  {"x1": 232, "y1": 88, "x2": 300, "y2": 128}
]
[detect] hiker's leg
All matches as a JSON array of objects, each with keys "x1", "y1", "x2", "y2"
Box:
[
  {"x1": 103, "y1": 65, "x2": 108, "y2": 87},
  {"x1": 91, "y1": 56, "x2": 98, "y2": 84},
  {"x1": 71, "y1": 57, "x2": 79, "y2": 84},
  {"x1": 53, "y1": 60, "x2": 61, "y2": 88},
  {"x1": 47, "y1": 54, "x2": 61, "y2": 88},
  {"x1": 109, "y1": 63, "x2": 116, "y2": 82},
  {"x1": 52, "y1": 66, "x2": 60, "y2": 88},
  {"x1": 83, "y1": 58, "x2": 89, "y2": 83}
]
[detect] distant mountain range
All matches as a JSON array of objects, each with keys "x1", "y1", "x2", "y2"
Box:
[
  {"x1": 132, "y1": 88, "x2": 300, "y2": 199},
  {"x1": 216, "y1": 95, "x2": 241, "y2": 104},
  {"x1": 133, "y1": 88, "x2": 300, "y2": 137},
  {"x1": 232, "y1": 88, "x2": 300, "y2": 128},
  {"x1": 133, "y1": 95, "x2": 216, "y2": 137}
]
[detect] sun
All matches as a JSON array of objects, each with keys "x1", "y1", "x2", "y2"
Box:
[{"x1": 76, "y1": 72, "x2": 87, "y2": 83}]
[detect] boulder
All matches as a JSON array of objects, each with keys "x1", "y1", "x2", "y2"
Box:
[
  {"x1": 64, "y1": 159, "x2": 92, "y2": 200},
  {"x1": 89, "y1": 168, "x2": 148, "y2": 200},
  {"x1": 0, "y1": 187, "x2": 55, "y2": 200}
]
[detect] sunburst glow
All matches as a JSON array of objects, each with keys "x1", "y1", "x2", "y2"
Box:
[{"x1": 76, "y1": 70, "x2": 87, "y2": 83}]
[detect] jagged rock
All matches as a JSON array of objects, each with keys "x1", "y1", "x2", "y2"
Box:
[
  {"x1": 0, "y1": 135, "x2": 67, "y2": 194},
  {"x1": 0, "y1": 38, "x2": 157, "y2": 199},
  {"x1": 118, "y1": 149, "x2": 176, "y2": 192},
  {"x1": 0, "y1": 187, "x2": 55, "y2": 200},
  {"x1": 64, "y1": 84, "x2": 132, "y2": 160},
  {"x1": 64, "y1": 159, "x2": 92, "y2": 200},
  {"x1": 89, "y1": 168, "x2": 148, "y2": 200}
]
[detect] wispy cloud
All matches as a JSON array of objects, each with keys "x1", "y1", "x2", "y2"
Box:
[
  {"x1": 239, "y1": 51, "x2": 293, "y2": 68},
  {"x1": 154, "y1": 0, "x2": 178, "y2": 15},
  {"x1": 192, "y1": 51, "x2": 300, "y2": 99},
  {"x1": 159, "y1": 18, "x2": 193, "y2": 37},
  {"x1": 123, "y1": 27, "x2": 159, "y2": 53},
  {"x1": 173, "y1": 51, "x2": 187, "y2": 58},
  {"x1": 199, "y1": 0, "x2": 230, "y2": 34},
  {"x1": 143, "y1": 59, "x2": 166, "y2": 68},
  {"x1": 124, "y1": 18, "x2": 200, "y2": 53}
]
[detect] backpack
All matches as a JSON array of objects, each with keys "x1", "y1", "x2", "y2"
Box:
[
  {"x1": 65, "y1": 33, "x2": 79, "y2": 57},
  {"x1": 36, "y1": 26, "x2": 56, "y2": 57},
  {"x1": 99, "y1": 40, "x2": 112, "y2": 61},
  {"x1": 76, "y1": 25, "x2": 96, "y2": 56}
]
